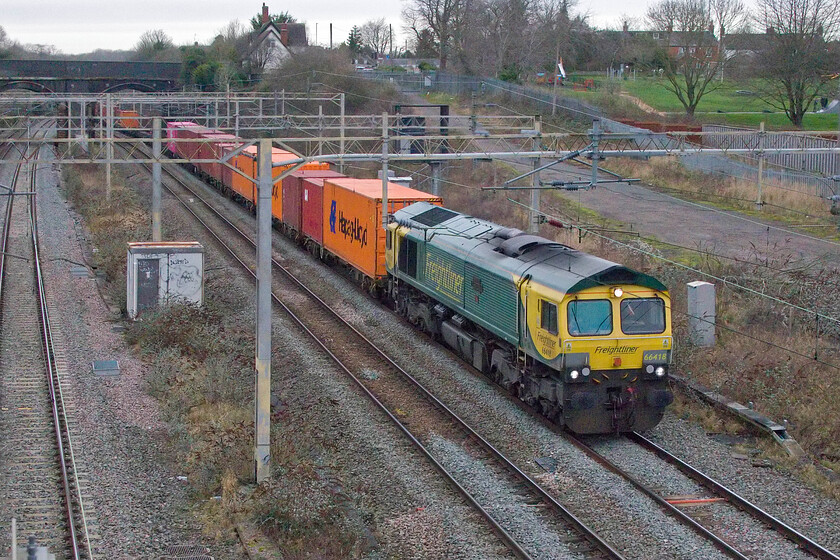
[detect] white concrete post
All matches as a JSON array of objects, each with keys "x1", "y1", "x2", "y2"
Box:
[
  {"x1": 254, "y1": 138, "x2": 273, "y2": 483},
  {"x1": 687, "y1": 281, "x2": 716, "y2": 347}
]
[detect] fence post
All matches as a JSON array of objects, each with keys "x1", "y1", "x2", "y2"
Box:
[{"x1": 756, "y1": 121, "x2": 765, "y2": 208}]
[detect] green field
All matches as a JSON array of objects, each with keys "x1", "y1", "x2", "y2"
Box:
[{"x1": 560, "y1": 74, "x2": 840, "y2": 131}]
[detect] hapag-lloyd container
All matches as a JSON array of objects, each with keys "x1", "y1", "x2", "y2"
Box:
[{"x1": 321, "y1": 178, "x2": 442, "y2": 279}]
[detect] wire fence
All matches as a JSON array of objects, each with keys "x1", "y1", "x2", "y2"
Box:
[{"x1": 365, "y1": 70, "x2": 838, "y2": 198}]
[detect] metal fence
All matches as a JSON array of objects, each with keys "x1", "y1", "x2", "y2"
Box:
[
  {"x1": 700, "y1": 125, "x2": 838, "y2": 198},
  {"x1": 363, "y1": 71, "x2": 604, "y2": 124},
  {"x1": 363, "y1": 70, "x2": 837, "y2": 198}
]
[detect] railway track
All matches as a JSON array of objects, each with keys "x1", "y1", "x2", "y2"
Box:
[
  {"x1": 120, "y1": 141, "x2": 625, "y2": 559},
  {"x1": 0, "y1": 125, "x2": 94, "y2": 559},
  {"x1": 562, "y1": 430, "x2": 840, "y2": 560}
]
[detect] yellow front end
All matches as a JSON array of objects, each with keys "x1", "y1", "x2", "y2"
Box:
[{"x1": 524, "y1": 283, "x2": 674, "y2": 433}]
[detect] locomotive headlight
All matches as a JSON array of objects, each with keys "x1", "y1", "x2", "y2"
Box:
[
  {"x1": 645, "y1": 364, "x2": 655, "y2": 374},
  {"x1": 570, "y1": 369, "x2": 580, "y2": 380},
  {"x1": 582, "y1": 367, "x2": 591, "y2": 377},
  {"x1": 655, "y1": 366, "x2": 666, "y2": 377},
  {"x1": 612, "y1": 287, "x2": 623, "y2": 298}
]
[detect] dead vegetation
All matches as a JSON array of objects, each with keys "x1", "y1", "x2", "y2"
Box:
[{"x1": 605, "y1": 155, "x2": 837, "y2": 228}]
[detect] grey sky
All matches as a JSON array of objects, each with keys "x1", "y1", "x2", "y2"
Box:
[{"x1": 2, "y1": 1, "x2": 645, "y2": 55}]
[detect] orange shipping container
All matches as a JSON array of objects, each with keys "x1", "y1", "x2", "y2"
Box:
[
  {"x1": 225, "y1": 145, "x2": 330, "y2": 217},
  {"x1": 322, "y1": 178, "x2": 442, "y2": 279},
  {"x1": 117, "y1": 110, "x2": 141, "y2": 129}
]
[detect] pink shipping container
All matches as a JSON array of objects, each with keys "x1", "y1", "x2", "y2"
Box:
[
  {"x1": 281, "y1": 170, "x2": 344, "y2": 238},
  {"x1": 177, "y1": 125, "x2": 213, "y2": 164},
  {"x1": 165, "y1": 121, "x2": 203, "y2": 157},
  {"x1": 197, "y1": 133, "x2": 239, "y2": 181}
]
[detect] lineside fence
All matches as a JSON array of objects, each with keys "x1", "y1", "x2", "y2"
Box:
[{"x1": 365, "y1": 70, "x2": 838, "y2": 199}]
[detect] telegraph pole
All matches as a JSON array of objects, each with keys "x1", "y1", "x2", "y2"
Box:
[
  {"x1": 152, "y1": 118, "x2": 162, "y2": 241},
  {"x1": 254, "y1": 139, "x2": 273, "y2": 483},
  {"x1": 381, "y1": 113, "x2": 389, "y2": 231}
]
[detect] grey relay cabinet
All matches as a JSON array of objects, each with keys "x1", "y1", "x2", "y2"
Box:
[{"x1": 126, "y1": 242, "x2": 204, "y2": 318}]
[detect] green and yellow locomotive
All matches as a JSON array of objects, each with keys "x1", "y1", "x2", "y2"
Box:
[{"x1": 386, "y1": 202, "x2": 673, "y2": 433}]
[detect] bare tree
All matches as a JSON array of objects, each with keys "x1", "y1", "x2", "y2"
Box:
[
  {"x1": 402, "y1": 0, "x2": 467, "y2": 70},
  {"x1": 360, "y1": 18, "x2": 390, "y2": 59},
  {"x1": 647, "y1": 0, "x2": 722, "y2": 116},
  {"x1": 709, "y1": 0, "x2": 745, "y2": 78},
  {"x1": 133, "y1": 29, "x2": 176, "y2": 61},
  {"x1": 755, "y1": 0, "x2": 840, "y2": 126}
]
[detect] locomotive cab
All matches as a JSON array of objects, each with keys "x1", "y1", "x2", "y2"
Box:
[{"x1": 523, "y1": 282, "x2": 673, "y2": 433}]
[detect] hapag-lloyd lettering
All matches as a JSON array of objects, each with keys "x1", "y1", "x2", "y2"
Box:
[{"x1": 338, "y1": 210, "x2": 368, "y2": 248}]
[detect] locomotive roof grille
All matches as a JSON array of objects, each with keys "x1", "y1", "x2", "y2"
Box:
[
  {"x1": 497, "y1": 234, "x2": 565, "y2": 258},
  {"x1": 412, "y1": 206, "x2": 458, "y2": 227}
]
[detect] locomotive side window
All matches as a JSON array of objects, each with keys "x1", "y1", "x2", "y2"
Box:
[
  {"x1": 398, "y1": 238, "x2": 418, "y2": 278},
  {"x1": 620, "y1": 298, "x2": 666, "y2": 334},
  {"x1": 540, "y1": 300, "x2": 558, "y2": 335},
  {"x1": 386, "y1": 230, "x2": 392, "y2": 250},
  {"x1": 567, "y1": 299, "x2": 612, "y2": 336}
]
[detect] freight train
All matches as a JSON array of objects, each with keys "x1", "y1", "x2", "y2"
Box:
[{"x1": 163, "y1": 120, "x2": 673, "y2": 434}]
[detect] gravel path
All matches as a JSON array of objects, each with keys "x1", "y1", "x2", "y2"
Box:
[{"x1": 471, "y1": 120, "x2": 840, "y2": 271}]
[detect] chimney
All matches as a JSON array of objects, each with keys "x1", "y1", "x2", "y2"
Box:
[
  {"x1": 622, "y1": 21, "x2": 629, "y2": 33},
  {"x1": 261, "y1": 4, "x2": 269, "y2": 25},
  {"x1": 280, "y1": 23, "x2": 289, "y2": 46}
]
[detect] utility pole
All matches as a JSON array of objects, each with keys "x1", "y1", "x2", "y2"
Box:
[
  {"x1": 152, "y1": 118, "x2": 162, "y2": 242},
  {"x1": 106, "y1": 93, "x2": 113, "y2": 202},
  {"x1": 552, "y1": 23, "x2": 561, "y2": 117},
  {"x1": 430, "y1": 161, "x2": 442, "y2": 196},
  {"x1": 529, "y1": 118, "x2": 542, "y2": 233},
  {"x1": 381, "y1": 113, "x2": 389, "y2": 231},
  {"x1": 590, "y1": 118, "x2": 600, "y2": 188},
  {"x1": 330, "y1": 23, "x2": 333, "y2": 49},
  {"x1": 339, "y1": 93, "x2": 346, "y2": 174},
  {"x1": 254, "y1": 138, "x2": 273, "y2": 483}
]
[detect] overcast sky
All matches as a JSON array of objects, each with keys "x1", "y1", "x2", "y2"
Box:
[{"x1": 2, "y1": 1, "x2": 646, "y2": 55}]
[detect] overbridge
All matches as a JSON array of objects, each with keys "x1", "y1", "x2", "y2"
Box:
[{"x1": 0, "y1": 60, "x2": 180, "y2": 94}]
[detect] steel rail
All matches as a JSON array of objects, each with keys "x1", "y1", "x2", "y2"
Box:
[
  {"x1": 0, "y1": 139, "x2": 24, "y2": 311},
  {"x1": 25, "y1": 122, "x2": 92, "y2": 559},
  {"x1": 120, "y1": 140, "x2": 624, "y2": 560},
  {"x1": 628, "y1": 432, "x2": 840, "y2": 560},
  {"x1": 562, "y1": 431, "x2": 750, "y2": 560}
]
